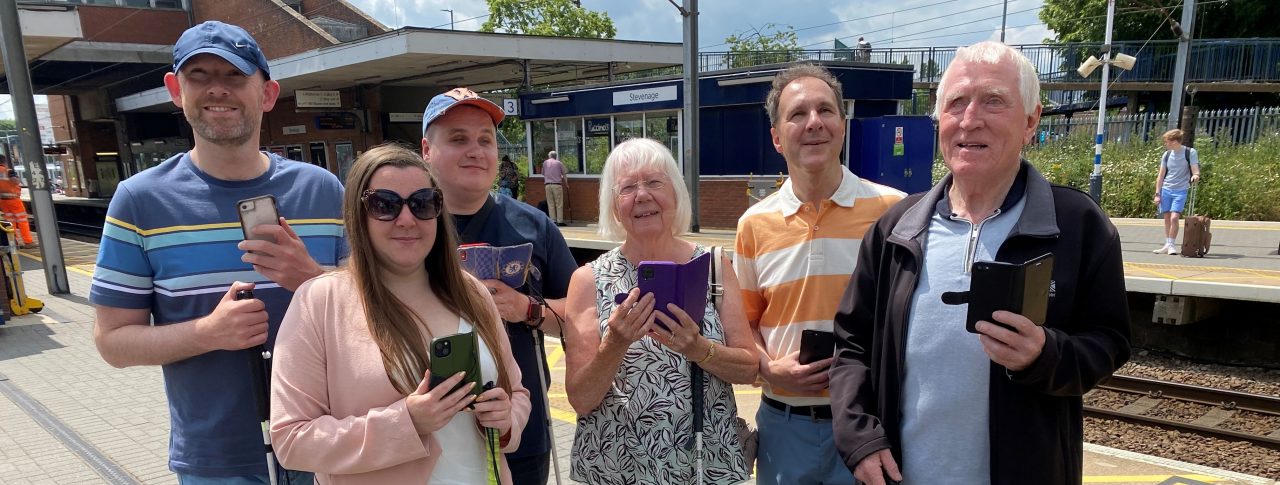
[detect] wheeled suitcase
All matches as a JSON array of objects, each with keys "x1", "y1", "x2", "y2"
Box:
[{"x1": 1181, "y1": 185, "x2": 1211, "y2": 258}]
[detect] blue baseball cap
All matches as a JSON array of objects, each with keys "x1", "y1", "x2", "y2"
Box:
[
  {"x1": 422, "y1": 87, "x2": 505, "y2": 135},
  {"x1": 173, "y1": 21, "x2": 271, "y2": 80}
]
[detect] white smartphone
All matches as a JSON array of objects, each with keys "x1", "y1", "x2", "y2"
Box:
[{"x1": 237, "y1": 195, "x2": 280, "y2": 243}]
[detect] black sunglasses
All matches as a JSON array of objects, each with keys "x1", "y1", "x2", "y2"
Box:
[{"x1": 361, "y1": 188, "x2": 444, "y2": 221}]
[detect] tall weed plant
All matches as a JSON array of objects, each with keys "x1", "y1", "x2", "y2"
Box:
[{"x1": 931, "y1": 131, "x2": 1280, "y2": 220}]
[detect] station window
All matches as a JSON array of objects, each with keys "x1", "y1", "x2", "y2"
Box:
[
  {"x1": 585, "y1": 117, "x2": 611, "y2": 175},
  {"x1": 645, "y1": 112, "x2": 680, "y2": 159},
  {"x1": 614, "y1": 113, "x2": 643, "y2": 146},
  {"x1": 556, "y1": 119, "x2": 583, "y2": 173},
  {"x1": 531, "y1": 120, "x2": 555, "y2": 174}
]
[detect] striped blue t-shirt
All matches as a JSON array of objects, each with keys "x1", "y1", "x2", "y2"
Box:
[{"x1": 90, "y1": 151, "x2": 346, "y2": 477}]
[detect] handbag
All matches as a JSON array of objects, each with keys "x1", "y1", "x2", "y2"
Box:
[{"x1": 709, "y1": 246, "x2": 759, "y2": 470}]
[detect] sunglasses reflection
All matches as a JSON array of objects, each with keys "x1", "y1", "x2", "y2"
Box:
[{"x1": 361, "y1": 188, "x2": 444, "y2": 221}]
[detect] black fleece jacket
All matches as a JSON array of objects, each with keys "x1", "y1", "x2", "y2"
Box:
[{"x1": 830, "y1": 162, "x2": 1131, "y2": 484}]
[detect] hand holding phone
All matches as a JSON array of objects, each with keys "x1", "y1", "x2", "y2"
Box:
[
  {"x1": 427, "y1": 332, "x2": 483, "y2": 397},
  {"x1": 941, "y1": 253, "x2": 1054, "y2": 333}
]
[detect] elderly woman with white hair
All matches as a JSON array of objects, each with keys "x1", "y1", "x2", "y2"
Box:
[{"x1": 563, "y1": 138, "x2": 757, "y2": 484}]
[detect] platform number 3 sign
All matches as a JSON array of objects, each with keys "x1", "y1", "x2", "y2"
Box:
[{"x1": 502, "y1": 99, "x2": 519, "y2": 116}]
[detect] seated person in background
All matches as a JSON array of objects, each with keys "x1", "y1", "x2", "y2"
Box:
[
  {"x1": 270, "y1": 143, "x2": 531, "y2": 484},
  {"x1": 563, "y1": 138, "x2": 758, "y2": 485}
]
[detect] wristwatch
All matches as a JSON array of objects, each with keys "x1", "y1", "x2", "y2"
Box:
[{"x1": 525, "y1": 297, "x2": 545, "y2": 328}]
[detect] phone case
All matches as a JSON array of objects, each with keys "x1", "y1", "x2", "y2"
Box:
[
  {"x1": 965, "y1": 253, "x2": 1054, "y2": 333},
  {"x1": 237, "y1": 195, "x2": 279, "y2": 243},
  {"x1": 428, "y1": 332, "x2": 482, "y2": 396},
  {"x1": 614, "y1": 251, "x2": 711, "y2": 331},
  {"x1": 798, "y1": 329, "x2": 836, "y2": 364},
  {"x1": 458, "y1": 242, "x2": 535, "y2": 288}
]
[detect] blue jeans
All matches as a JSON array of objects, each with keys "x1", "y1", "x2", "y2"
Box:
[
  {"x1": 756, "y1": 402, "x2": 855, "y2": 485},
  {"x1": 176, "y1": 470, "x2": 313, "y2": 485}
]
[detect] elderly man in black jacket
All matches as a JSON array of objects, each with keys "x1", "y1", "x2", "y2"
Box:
[{"x1": 829, "y1": 41, "x2": 1131, "y2": 485}]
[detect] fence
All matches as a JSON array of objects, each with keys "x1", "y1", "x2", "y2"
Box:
[
  {"x1": 701, "y1": 39, "x2": 1280, "y2": 85},
  {"x1": 1038, "y1": 106, "x2": 1280, "y2": 146}
]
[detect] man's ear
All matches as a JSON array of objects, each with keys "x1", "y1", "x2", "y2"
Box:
[
  {"x1": 261, "y1": 79, "x2": 281, "y2": 112},
  {"x1": 163, "y1": 72, "x2": 183, "y2": 109},
  {"x1": 770, "y1": 126, "x2": 783, "y2": 154},
  {"x1": 1023, "y1": 104, "x2": 1043, "y2": 145},
  {"x1": 420, "y1": 136, "x2": 431, "y2": 163}
]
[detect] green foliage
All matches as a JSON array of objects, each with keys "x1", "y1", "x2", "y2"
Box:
[
  {"x1": 1041, "y1": 0, "x2": 1280, "y2": 43},
  {"x1": 724, "y1": 23, "x2": 802, "y2": 69},
  {"x1": 931, "y1": 132, "x2": 1280, "y2": 220},
  {"x1": 481, "y1": 0, "x2": 616, "y2": 38},
  {"x1": 0, "y1": 119, "x2": 14, "y2": 131}
]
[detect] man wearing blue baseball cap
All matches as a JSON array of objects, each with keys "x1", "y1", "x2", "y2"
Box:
[
  {"x1": 91, "y1": 20, "x2": 345, "y2": 484},
  {"x1": 422, "y1": 87, "x2": 575, "y2": 485}
]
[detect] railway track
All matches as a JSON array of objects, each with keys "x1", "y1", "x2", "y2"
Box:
[{"x1": 1085, "y1": 374, "x2": 1280, "y2": 450}]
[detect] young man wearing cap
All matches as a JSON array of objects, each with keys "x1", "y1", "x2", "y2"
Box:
[
  {"x1": 421, "y1": 87, "x2": 576, "y2": 485},
  {"x1": 90, "y1": 21, "x2": 345, "y2": 483}
]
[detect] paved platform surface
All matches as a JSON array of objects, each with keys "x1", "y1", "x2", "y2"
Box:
[{"x1": 0, "y1": 239, "x2": 1275, "y2": 484}]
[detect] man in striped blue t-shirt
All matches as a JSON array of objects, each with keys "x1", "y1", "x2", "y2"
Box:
[{"x1": 90, "y1": 21, "x2": 345, "y2": 483}]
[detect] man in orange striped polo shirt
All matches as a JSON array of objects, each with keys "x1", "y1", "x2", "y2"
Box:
[{"x1": 734, "y1": 64, "x2": 905, "y2": 485}]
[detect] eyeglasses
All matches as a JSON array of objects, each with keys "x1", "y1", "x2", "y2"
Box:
[
  {"x1": 361, "y1": 188, "x2": 444, "y2": 221},
  {"x1": 614, "y1": 178, "x2": 666, "y2": 198}
]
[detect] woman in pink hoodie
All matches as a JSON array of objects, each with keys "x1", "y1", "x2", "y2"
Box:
[{"x1": 270, "y1": 144, "x2": 530, "y2": 484}]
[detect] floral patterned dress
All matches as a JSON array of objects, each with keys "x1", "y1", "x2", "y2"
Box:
[{"x1": 570, "y1": 245, "x2": 749, "y2": 485}]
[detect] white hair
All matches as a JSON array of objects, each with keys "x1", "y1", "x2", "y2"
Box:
[
  {"x1": 934, "y1": 41, "x2": 1040, "y2": 118},
  {"x1": 548, "y1": 150, "x2": 558, "y2": 159},
  {"x1": 597, "y1": 138, "x2": 691, "y2": 242}
]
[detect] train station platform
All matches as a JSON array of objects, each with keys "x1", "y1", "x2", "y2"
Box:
[{"x1": 0, "y1": 238, "x2": 1275, "y2": 484}]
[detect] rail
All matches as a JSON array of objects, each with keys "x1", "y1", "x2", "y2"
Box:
[{"x1": 1085, "y1": 374, "x2": 1280, "y2": 450}]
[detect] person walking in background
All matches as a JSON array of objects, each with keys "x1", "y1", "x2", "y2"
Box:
[
  {"x1": 0, "y1": 156, "x2": 33, "y2": 247},
  {"x1": 422, "y1": 87, "x2": 577, "y2": 485},
  {"x1": 542, "y1": 150, "x2": 568, "y2": 226},
  {"x1": 856, "y1": 37, "x2": 872, "y2": 62},
  {"x1": 734, "y1": 64, "x2": 905, "y2": 485},
  {"x1": 270, "y1": 144, "x2": 530, "y2": 484},
  {"x1": 499, "y1": 154, "x2": 521, "y2": 199},
  {"x1": 831, "y1": 41, "x2": 1130, "y2": 485},
  {"x1": 89, "y1": 21, "x2": 346, "y2": 484},
  {"x1": 564, "y1": 138, "x2": 756, "y2": 484},
  {"x1": 1152, "y1": 129, "x2": 1201, "y2": 255}
]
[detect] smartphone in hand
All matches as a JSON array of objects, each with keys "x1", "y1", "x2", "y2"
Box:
[
  {"x1": 428, "y1": 332, "x2": 483, "y2": 397},
  {"x1": 237, "y1": 195, "x2": 280, "y2": 244},
  {"x1": 798, "y1": 329, "x2": 836, "y2": 364}
]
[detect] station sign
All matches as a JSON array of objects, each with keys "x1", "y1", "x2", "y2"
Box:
[
  {"x1": 613, "y1": 86, "x2": 677, "y2": 106},
  {"x1": 586, "y1": 118, "x2": 611, "y2": 136},
  {"x1": 388, "y1": 112, "x2": 420, "y2": 123},
  {"x1": 283, "y1": 125, "x2": 307, "y2": 135},
  {"x1": 295, "y1": 90, "x2": 342, "y2": 109},
  {"x1": 502, "y1": 99, "x2": 519, "y2": 116}
]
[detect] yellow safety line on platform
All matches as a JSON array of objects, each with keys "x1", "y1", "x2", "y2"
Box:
[
  {"x1": 1124, "y1": 263, "x2": 1184, "y2": 280},
  {"x1": 1082, "y1": 475, "x2": 1223, "y2": 483},
  {"x1": 19, "y1": 251, "x2": 95, "y2": 277}
]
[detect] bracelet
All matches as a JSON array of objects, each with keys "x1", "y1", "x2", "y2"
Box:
[{"x1": 696, "y1": 340, "x2": 717, "y2": 365}]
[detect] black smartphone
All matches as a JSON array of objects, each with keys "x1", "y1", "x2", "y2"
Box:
[
  {"x1": 966, "y1": 253, "x2": 1054, "y2": 333},
  {"x1": 427, "y1": 332, "x2": 483, "y2": 397},
  {"x1": 798, "y1": 329, "x2": 836, "y2": 364}
]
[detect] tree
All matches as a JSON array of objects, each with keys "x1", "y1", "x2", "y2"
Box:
[
  {"x1": 481, "y1": 0, "x2": 616, "y2": 39},
  {"x1": 0, "y1": 119, "x2": 14, "y2": 132},
  {"x1": 1041, "y1": 0, "x2": 1280, "y2": 43},
  {"x1": 724, "y1": 24, "x2": 802, "y2": 69}
]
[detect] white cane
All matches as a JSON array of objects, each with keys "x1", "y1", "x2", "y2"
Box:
[{"x1": 532, "y1": 329, "x2": 564, "y2": 485}]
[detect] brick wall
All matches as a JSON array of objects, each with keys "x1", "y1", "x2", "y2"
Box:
[
  {"x1": 525, "y1": 177, "x2": 753, "y2": 230},
  {"x1": 260, "y1": 87, "x2": 384, "y2": 176},
  {"x1": 77, "y1": 5, "x2": 189, "y2": 44},
  {"x1": 193, "y1": 0, "x2": 337, "y2": 60}
]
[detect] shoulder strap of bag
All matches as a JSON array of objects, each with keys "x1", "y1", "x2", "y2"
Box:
[
  {"x1": 1162, "y1": 150, "x2": 1170, "y2": 166},
  {"x1": 709, "y1": 246, "x2": 725, "y2": 310},
  {"x1": 1184, "y1": 147, "x2": 1192, "y2": 173}
]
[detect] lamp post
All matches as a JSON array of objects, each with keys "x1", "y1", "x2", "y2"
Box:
[
  {"x1": 668, "y1": 0, "x2": 699, "y2": 231},
  {"x1": 441, "y1": 9, "x2": 454, "y2": 30},
  {"x1": 1076, "y1": 0, "x2": 1135, "y2": 204}
]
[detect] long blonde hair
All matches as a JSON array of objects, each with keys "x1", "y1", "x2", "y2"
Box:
[{"x1": 343, "y1": 143, "x2": 510, "y2": 395}]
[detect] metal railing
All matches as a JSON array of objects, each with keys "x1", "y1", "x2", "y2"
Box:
[
  {"x1": 701, "y1": 39, "x2": 1280, "y2": 84},
  {"x1": 1039, "y1": 106, "x2": 1280, "y2": 146}
]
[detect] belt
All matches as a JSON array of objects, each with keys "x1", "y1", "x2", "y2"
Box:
[
  {"x1": 762, "y1": 395, "x2": 833, "y2": 421},
  {"x1": 544, "y1": 182, "x2": 562, "y2": 185}
]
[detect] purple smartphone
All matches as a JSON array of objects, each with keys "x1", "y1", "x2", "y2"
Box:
[{"x1": 615, "y1": 251, "x2": 711, "y2": 330}]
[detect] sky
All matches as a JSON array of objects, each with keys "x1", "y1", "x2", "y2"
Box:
[
  {"x1": 1, "y1": 0, "x2": 1053, "y2": 120},
  {"x1": 346, "y1": 0, "x2": 1053, "y2": 50}
]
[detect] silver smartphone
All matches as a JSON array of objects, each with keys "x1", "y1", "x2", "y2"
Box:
[{"x1": 237, "y1": 195, "x2": 280, "y2": 244}]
